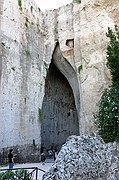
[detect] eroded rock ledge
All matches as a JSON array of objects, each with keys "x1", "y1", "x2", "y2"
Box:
[{"x1": 43, "y1": 135, "x2": 119, "y2": 180}]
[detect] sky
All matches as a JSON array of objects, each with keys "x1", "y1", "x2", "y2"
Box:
[{"x1": 34, "y1": 0, "x2": 72, "y2": 11}]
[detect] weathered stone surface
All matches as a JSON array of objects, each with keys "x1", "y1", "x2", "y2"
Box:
[
  {"x1": 0, "y1": 0, "x2": 45, "y2": 161},
  {"x1": 41, "y1": 62, "x2": 79, "y2": 149},
  {"x1": 78, "y1": 0, "x2": 119, "y2": 134},
  {"x1": 43, "y1": 135, "x2": 119, "y2": 180},
  {"x1": 1, "y1": 0, "x2": 119, "y2": 161},
  {"x1": 0, "y1": 144, "x2": 40, "y2": 163}
]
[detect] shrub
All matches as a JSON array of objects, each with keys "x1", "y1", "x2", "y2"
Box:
[
  {"x1": 0, "y1": 170, "x2": 15, "y2": 180},
  {"x1": 0, "y1": 169, "x2": 30, "y2": 179},
  {"x1": 95, "y1": 87, "x2": 119, "y2": 142},
  {"x1": 94, "y1": 26, "x2": 119, "y2": 143},
  {"x1": 106, "y1": 25, "x2": 119, "y2": 88},
  {"x1": 18, "y1": 0, "x2": 22, "y2": 8}
]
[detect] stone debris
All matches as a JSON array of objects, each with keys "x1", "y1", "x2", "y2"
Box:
[{"x1": 43, "y1": 135, "x2": 119, "y2": 180}]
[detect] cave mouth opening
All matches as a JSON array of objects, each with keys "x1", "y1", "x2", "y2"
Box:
[{"x1": 41, "y1": 61, "x2": 79, "y2": 152}]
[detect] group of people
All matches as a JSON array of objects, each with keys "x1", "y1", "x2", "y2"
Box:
[
  {"x1": 7, "y1": 147, "x2": 59, "y2": 169},
  {"x1": 40, "y1": 149, "x2": 58, "y2": 165}
]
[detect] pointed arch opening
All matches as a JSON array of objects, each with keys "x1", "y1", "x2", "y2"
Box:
[{"x1": 41, "y1": 44, "x2": 80, "y2": 151}]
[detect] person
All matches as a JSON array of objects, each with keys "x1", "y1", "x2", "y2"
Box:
[
  {"x1": 53, "y1": 149, "x2": 57, "y2": 161},
  {"x1": 55, "y1": 150, "x2": 58, "y2": 160},
  {"x1": 8, "y1": 149, "x2": 14, "y2": 169},
  {"x1": 41, "y1": 152, "x2": 46, "y2": 165},
  {"x1": 48, "y1": 149, "x2": 52, "y2": 158}
]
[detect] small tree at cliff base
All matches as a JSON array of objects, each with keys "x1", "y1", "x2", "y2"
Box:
[{"x1": 94, "y1": 25, "x2": 119, "y2": 143}]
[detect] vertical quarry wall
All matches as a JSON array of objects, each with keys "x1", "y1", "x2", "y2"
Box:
[
  {"x1": 0, "y1": 0, "x2": 119, "y2": 161},
  {"x1": 0, "y1": 0, "x2": 45, "y2": 162}
]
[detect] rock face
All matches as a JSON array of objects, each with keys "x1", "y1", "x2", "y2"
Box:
[
  {"x1": 0, "y1": 0, "x2": 45, "y2": 162},
  {"x1": 43, "y1": 135, "x2": 119, "y2": 180},
  {"x1": 0, "y1": 0, "x2": 119, "y2": 161},
  {"x1": 41, "y1": 62, "x2": 79, "y2": 149}
]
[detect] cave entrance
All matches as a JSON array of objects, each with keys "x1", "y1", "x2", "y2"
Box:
[{"x1": 41, "y1": 44, "x2": 79, "y2": 151}]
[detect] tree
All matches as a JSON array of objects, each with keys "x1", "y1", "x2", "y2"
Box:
[
  {"x1": 106, "y1": 25, "x2": 119, "y2": 88},
  {"x1": 95, "y1": 26, "x2": 119, "y2": 143}
]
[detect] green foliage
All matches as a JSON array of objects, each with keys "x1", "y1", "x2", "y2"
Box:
[
  {"x1": 30, "y1": 6, "x2": 33, "y2": 13},
  {"x1": 0, "y1": 170, "x2": 15, "y2": 180},
  {"x1": 25, "y1": 17, "x2": 29, "y2": 28},
  {"x1": 78, "y1": 64, "x2": 83, "y2": 74},
  {"x1": 106, "y1": 25, "x2": 119, "y2": 88},
  {"x1": 0, "y1": 169, "x2": 30, "y2": 179},
  {"x1": 24, "y1": 50, "x2": 30, "y2": 56},
  {"x1": 94, "y1": 26, "x2": 119, "y2": 143},
  {"x1": 0, "y1": 163, "x2": 7, "y2": 167},
  {"x1": 18, "y1": 0, "x2": 22, "y2": 8},
  {"x1": 15, "y1": 169, "x2": 30, "y2": 179},
  {"x1": 72, "y1": 0, "x2": 81, "y2": 3},
  {"x1": 95, "y1": 87, "x2": 119, "y2": 142}
]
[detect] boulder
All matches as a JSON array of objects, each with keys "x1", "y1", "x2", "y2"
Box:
[{"x1": 43, "y1": 135, "x2": 119, "y2": 180}]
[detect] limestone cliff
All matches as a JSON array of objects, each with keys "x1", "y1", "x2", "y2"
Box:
[{"x1": 0, "y1": 0, "x2": 119, "y2": 162}]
